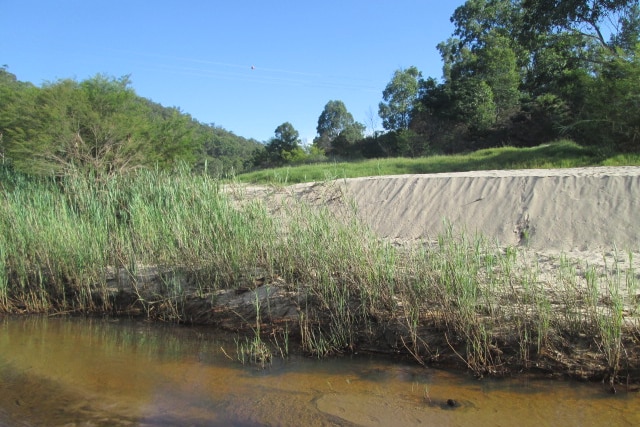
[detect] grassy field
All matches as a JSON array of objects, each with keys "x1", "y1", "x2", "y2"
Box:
[{"x1": 237, "y1": 140, "x2": 640, "y2": 184}]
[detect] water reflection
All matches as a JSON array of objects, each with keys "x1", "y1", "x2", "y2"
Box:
[{"x1": 0, "y1": 316, "x2": 638, "y2": 426}]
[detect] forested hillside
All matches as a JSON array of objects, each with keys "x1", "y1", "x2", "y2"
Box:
[{"x1": 0, "y1": 70, "x2": 261, "y2": 177}]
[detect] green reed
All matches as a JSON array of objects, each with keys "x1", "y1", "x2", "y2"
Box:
[
  {"x1": 273, "y1": 195, "x2": 396, "y2": 356},
  {"x1": 0, "y1": 168, "x2": 278, "y2": 313}
]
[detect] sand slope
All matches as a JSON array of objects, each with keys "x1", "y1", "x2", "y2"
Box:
[
  {"x1": 340, "y1": 166, "x2": 640, "y2": 254},
  {"x1": 238, "y1": 166, "x2": 639, "y2": 271}
]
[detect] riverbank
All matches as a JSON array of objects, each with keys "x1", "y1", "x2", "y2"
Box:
[
  {"x1": 120, "y1": 167, "x2": 640, "y2": 385},
  {"x1": 2, "y1": 167, "x2": 639, "y2": 386}
]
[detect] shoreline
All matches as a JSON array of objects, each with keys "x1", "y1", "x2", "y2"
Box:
[{"x1": 4, "y1": 166, "x2": 640, "y2": 386}]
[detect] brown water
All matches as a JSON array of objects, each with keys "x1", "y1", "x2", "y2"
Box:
[{"x1": 0, "y1": 316, "x2": 638, "y2": 427}]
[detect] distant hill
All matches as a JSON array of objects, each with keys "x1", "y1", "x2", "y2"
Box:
[{"x1": 0, "y1": 69, "x2": 263, "y2": 177}]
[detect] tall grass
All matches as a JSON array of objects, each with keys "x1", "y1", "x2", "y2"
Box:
[
  {"x1": 0, "y1": 168, "x2": 279, "y2": 313},
  {"x1": 389, "y1": 224, "x2": 638, "y2": 379},
  {"x1": 275, "y1": 196, "x2": 396, "y2": 356}
]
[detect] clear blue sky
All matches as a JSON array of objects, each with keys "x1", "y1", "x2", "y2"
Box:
[{"x1": 1, "y1": 0, "x2": 464, "y2": 143}]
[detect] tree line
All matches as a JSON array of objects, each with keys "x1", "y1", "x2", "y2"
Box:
[
  {"x1": 259, "y1": 0, "x2": 639, "y2": 166},
  {"x1": 0, "y1": 71, "x2": 261, "y2": 177},
  {"x1": 1, "y1": 0, "x2": 638, "y2": 176}
]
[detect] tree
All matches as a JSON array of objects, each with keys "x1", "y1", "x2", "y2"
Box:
[
  {"x1": 0, "y1": 75, "x2": 147, "y2": 176},
  {"x1": 0, "y1": 67, "x2": 34, "y2": 165},
  {"x1": 522, "y1": 0, "x2": 635, "y2": 49},
  {"x1": 192, "y1": 124, "x2": 262, "y2": 177},
  {"x1": 314, "y1": 100, "x2": 364, "y2": 153},
  {"x1": 0, "y1": 72, "x2": 267, "y2": 176},
  {"x1": 378, "y1": 66, "x2": 422, "y2": 131},
  {"x1": 411, "y1": 0, "x2": 640, "y2": 153},
  {"x1": 265, "y1": 122, "x2": 301, "y2": 164},
  {"x1": 611, "y1": 3, "x2": 640, "y2": 53},
  {"x1": 450, "y1": 0, "x2": 524, "y2": 51},
  {"x1": 443, "y1": 34, "x2": 520, "y2": 117},
  {"x1": 331, "y1": 122, "x2": 366, "y2": 156},
  {"x1": 577, "y1": 44, "x2": 640, "y2": 150},
  {"x1": 452, "y1": 78, "x2": 497, "y2": 133}
]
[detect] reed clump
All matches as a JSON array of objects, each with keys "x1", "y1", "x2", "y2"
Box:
[
  {"x1": 1, "y1": 166, "x2": 638, "y2": 382},
  {"x1": 0, "y1": 167, "x2": 280, "y2": 314}
]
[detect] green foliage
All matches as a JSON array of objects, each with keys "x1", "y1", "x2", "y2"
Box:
[
  {"x1": 451, "y1": 0, "x2": 522, "y2": 47},
  {"x1": 313, "y1": 100, "x2": 364, "y2": 154},
  {"x1": 368, "y1": 129, "x2": 430, "y2": 158},
  {"x1": 330, "y1": 123, "x2": 366, "y2": 157},
  {"x1": 4, "y1": 0, "x2": 639, "y2": 172},
  {"x1": 0, "y1": 167, "x2": 280, "y2": 311},
  {"x1": 475, "y1": 34, "x2": 521, "y2": 121},
  {"x1": 3, "y1": 165, "x2": 638, "y2": 377},
  {"x1": 378, "y1": 66, "x2": 422, "y2": 131},
  {"x1": 4, "y1": 75, "x2": 160, "y2": 176},
  {"x1": 258, "y1": 122, "x2": 329, "y2": 168},
  {"x1": 281, "y1": 146, "x2": 308, "y2": 163},
  {"x1": 576, "y1": 45, "x2": 640, "y2": 150},
  {"x1": 420, "y1": 10, "x2": 525, "y2": 148},
  {"x1": 237, "y1": 140, "x2": 640, "y2": 184},
  {"x1": 523, "y1": 31, "x2": 591, "y2": 97},
  {"x1": 522, "y1": 0, "x2": 634, "y2": 48},
  {"x1": 0, "y1": 71, "x2": 259, "y2": 178},
  {"x1": 453, "y1": 78, "x2": 497, "y2": 133},
  {"x1": 406, "y1": 0, "x2": 640, "y2": 154},
  {"x1": 510, "y1": 93, "x2": 571, "y2": 145},
  {"x1": 612, "y1": 4, "x2": 640, "y2": 53}
]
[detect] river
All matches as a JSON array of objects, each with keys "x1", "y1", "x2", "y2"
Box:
[{"x1": 0, "y1": 316, "x2": 637, "y2": 426}]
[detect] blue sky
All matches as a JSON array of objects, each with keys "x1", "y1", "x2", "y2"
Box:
[{"x1": 1, "y1": 0, "x2": 465, "y2": 143}]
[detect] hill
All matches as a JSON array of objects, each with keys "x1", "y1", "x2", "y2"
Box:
[{"x1": 0, "y1": 69, "x2": 261, "y2": 177}]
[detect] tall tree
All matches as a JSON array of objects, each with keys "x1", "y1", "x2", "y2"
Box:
[
  {"x1": 331, "y1": 122, "x2": 366, "y2": 156},
  {"x1": 577, "y1": 43, "x2": 640, "y2": 150},
  {"x1": 314, "y1": 100, "x2": 364, "y2": 152},
  {"x1": 265, "y1": 122, "x2": 301, "y2": 164},
  {"x1": 522, "y1": 0, "x2": 635, "y2": 49},
  {"x1": 0, "y1": 73, "x2": 253, "y2": 176},
  {"x1": 1, "y1": 75, "x2": 151, "y2": 176},
  {"x1": 611, "y1": 3, "x2": 640, "y2": 52},
  {"x1": 450, "y1": 0, "x2": 524, "y2": 50},
  {"x1": 427, "y1": 33, "x2": 519, "y2": 134},
  {"x1": 412, "y1": 0, "x2": 640, "y2": 152},
  {"x1": 475, "y1": 33, "x2": 521, "y2": 121},
  {"x1": 378, "y1": 66, "x2": 422, "y2": 131}
]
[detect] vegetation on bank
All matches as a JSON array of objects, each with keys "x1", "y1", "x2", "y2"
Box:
[
  {"x1": 237, "y1": 140, "x2": 640, "y2": 184},
  {"x1": 255, "y1": 1, "x2": 640, "y2": 168},
  {"x1": 1, "y1": 166, "x2": 638, "y2": 385},
  {"x1": 0, "y1": 70, "x2": 262, "y2": 178}
]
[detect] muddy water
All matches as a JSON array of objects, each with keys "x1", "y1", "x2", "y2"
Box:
[{"x1": 0, "y1": 317, "x2": 638, "y2": 427}]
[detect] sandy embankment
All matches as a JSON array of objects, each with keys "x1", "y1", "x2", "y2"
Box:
[
  {"x1": 154, "y1": 166, "x2": 640, "y2": 378},
  {"x1": 345, "y1": 167, "x2": 640, "y2": 269},
  {"x1": 249, "y1": 166, "x2": 640, "y2": 274}
]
